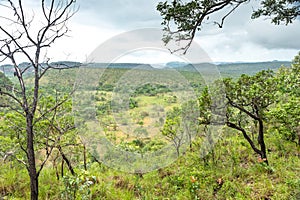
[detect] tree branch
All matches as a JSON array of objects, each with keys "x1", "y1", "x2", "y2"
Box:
[{"x1": 226, "y1": 121, "x2": 261, "y2": 155}]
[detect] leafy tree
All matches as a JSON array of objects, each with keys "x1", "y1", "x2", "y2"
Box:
[
  {"x1": 198, "y1": 71, "x2": 276, "y2": 164},
  {"x1": 157, "y1": 0, "x2": 300, "y2": 53},
  {"x1": 162, "y1": 107, "x2": 185, "y2": 157},
  {"x1": 269, "y1": 52, "x2": 300, "y2": 144},
  {"x1": 223, "y1": 70, "x2": 276, "y2": 164},
  {"x1": 268, "y1": 97, "x2": 300, "y2": 144},
  {"x1": 0, "y1": 1, "x2": 78, "y2": 199},
  {"x1": 198, "y1": 87, "x2": 212, "y2": 128},
  {"x1": 181, "y1": 99, "x2": 200, "y2": 149}
]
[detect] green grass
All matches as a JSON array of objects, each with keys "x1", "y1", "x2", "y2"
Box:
[{"x1": 1, "y1": 130, "x2": 299, "y2": 199}]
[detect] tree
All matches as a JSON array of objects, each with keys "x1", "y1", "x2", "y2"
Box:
[
  {"x1": 162, "y1": 107, "x2": 185, "y2": 157},
  {"x1": 157, "y1": 0, "x2": 300, "y2": 53},
  {"x1": 181, "y1": 99, "x2": 200, "y2": 149},
  {"x1": 269, "y1": 52, "x2": 300, "y2": 145},
  {"x1": 199, "y1": 71, "x2": 276, "y2": 164},
  {"x1": 223, "y1": 70, "x2": 276, "y2": 164},
  {"x1": 0, "y1": 1, "x2": 78, "y2": 199}
]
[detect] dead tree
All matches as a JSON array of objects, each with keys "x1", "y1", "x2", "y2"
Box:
[{"x1": 0, "y1": 1, "x2": 78, "y2": 199}]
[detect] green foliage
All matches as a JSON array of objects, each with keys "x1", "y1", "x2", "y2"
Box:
[
  {"x1": 133, "y1": 83, "x2": 171, "y2": 96},
  {"x1": 268, "y1": 97, "x2": 300, "y2": 142},
  {"x1": 188, "y1": 176, "x2": 200, "y2": 200},
  {"x1": 1, "y1": 121, "x2": 300, "y2": 199},
  {"x1": 117, "y1": 139, "x2": 166, "y2": 154},
  {"x1": 0, "y1": 72, "x2": 14, "y2": 107},
  {"x1": 198, "y1": 87, "x2": 211, "y2": 125},
  {"x1": 161, "y1": 107, "x2": 184, "y2": 156},
  {"x1": 98, "y1": 83, "x2": 114, "y2": 92},
  {"x1": 96, "y1": 102, "x2": 111, "y2": 115},
  {"x1": 157, "y1": 0, "x2": 299, "y2": 52},
  {"x1": 0, "y1": 163, "x2": 29, "y2": 199},
  {"x1": 129, "y1": 98, "x2": 138, "y2": 109},
  {"x1": 252, "y1": 0, "x2": 300, "y2": 25},
  {"x1": 0, "y1": 72, "x2": 12, "y2": 90},
  {"x1": 197, "y1": 70, "x2": 277, "y2": 163},
  {"x1": 61, "y1": 170, "x2": 96, "y2": 200},
  {"x1": 162, "y1": 107, "x2": 182, "y2": 139},
  {"x1": 224, "y1": 70, "x2": 276, "y2": 116},
  {"x1": 269, "y1": 52, "x2": 300, "y2": 144}
]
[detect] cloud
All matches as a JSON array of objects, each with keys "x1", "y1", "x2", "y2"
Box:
[
  {"x1": 192, "y1": 1, "x2": 299, "y2": 62},
  {"x1": 63, "y1": 0, "x2": 300, "y2": 62},
  {"x1": 247, "y1": 19, "x2": 300, "y2": 49},
  {"x1": 77, "y1": 0, "x2": 162, "y2": 29},
  {"x1": 2, "y1": 0, "x2": 297, "y2": 63}
]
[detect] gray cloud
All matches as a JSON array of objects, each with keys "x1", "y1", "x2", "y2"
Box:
[
  {"x1": 246, "y1": 20, "x2": 300, "y2": 49},
  {"x1": 71, "y1": 0, "x2": 299, "y2": 61},
  {"x1": 76, "y1": 0, "x2": 162, "y2": 28},
  {"x1": 196, "y1": 1, "x2": 300, "y2": 55}
]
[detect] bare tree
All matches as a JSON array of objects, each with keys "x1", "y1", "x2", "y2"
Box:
[{"x1": 0, "y1": 1, "x2": 78, "y2": 199}]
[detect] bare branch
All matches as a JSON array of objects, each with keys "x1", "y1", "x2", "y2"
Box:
[
  {"x1": 159, "y1": 0, "x2": 249, "y2": 54},
  {"x1": 39, "y1": 61, "x2": 80, "y2": 79},
  {"x1": 0, "y1": 90, "x2": 23, "y2": 107},
  {"x1": 34, "y1": 89, "x2": 76, "y2": 125},
  {"x1": 214, "y1": 1, "x2": 247, "y2": 28},
  {"x1": 0, "y1": 25, "x2": 35, "y2": 66},
  {"x1": 36, "y1": 145, "x2": 54, "y2": 177}
]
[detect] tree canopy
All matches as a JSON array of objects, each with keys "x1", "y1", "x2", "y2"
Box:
[{"x1": 157, "y1": 0, "x2": 300, "y2": 53}]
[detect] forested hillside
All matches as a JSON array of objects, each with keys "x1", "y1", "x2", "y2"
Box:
[{"x1": 0, "y1": 54, "x2": 299, "y2": 199}]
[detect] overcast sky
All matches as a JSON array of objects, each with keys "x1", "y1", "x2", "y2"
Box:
[{"x1": 2, "y1": 0, "x2": 300, "y2": 63}]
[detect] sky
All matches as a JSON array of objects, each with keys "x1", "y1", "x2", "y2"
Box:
[{"x1": 1, "y1": 0, "x2": 300, "y2": 63}]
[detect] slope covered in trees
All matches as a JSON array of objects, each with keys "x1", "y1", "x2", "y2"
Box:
[{"x1": 0, "y1": 54, "x2": 299, "y2": 199}]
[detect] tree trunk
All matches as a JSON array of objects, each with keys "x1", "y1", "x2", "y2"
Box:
[
  {"x1": 26, "y1": 115, "x2": 38, "y2": 200},
  {"x1": 297, "y1": 129, "x2": 300, "y2": 146},
  {"x1": 83, "y1": 145, "x2": 87, "y2": 171},
  {"x1": 61, "y1": 159, "x2": 64, "y2": 178},
  {"x1": 58, "y1": 146, "x2": 75, "y2": 176},
  {"x1": 258, "y1": 119, "x2": 268, "y2": 165}
]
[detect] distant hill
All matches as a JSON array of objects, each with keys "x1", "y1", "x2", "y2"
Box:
[
  {"x1": 217, "y1": 61, "x2": 291, "y2": 77},
  {"x1": 175, "y1": 61, "x2": 291, "y2": 77},
  {"x1": 165, "y1": 61, "x2": 188, "y2": 68},
  {"x1": 87, "y1": 63, "x2": 154, "y2": 69},
  {"x1": 0, "y1": 61, "x2": 292, "y2": 77},
  {"x1": 0, "y1": 61, "x2": 81, "y2": 76}
]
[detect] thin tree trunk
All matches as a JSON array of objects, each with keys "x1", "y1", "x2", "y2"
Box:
[
  {"x1": 258, "y1": 119, "x2": 268, "y2": 165},
  {"x1": 58, "y1": 146, "x2": 75, "y2": 176},
  {"x1": 83, "y1": 145, "x2": 87, "y2": 171},
  {"x1": 61, "y1": 159, "x2": 64, "y2": 178},
  {"x1": 26, "y1": 115, "x2": 38, "y2": 200}
]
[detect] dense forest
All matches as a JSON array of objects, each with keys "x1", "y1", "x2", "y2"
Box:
[{"x1": 0, "y1": 54, "x2": 299, "y2": 199}]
